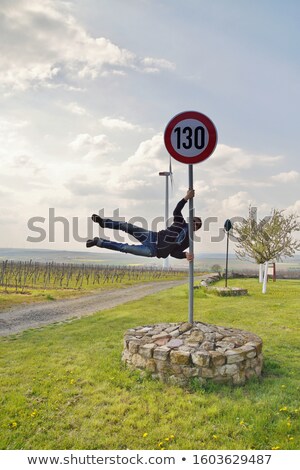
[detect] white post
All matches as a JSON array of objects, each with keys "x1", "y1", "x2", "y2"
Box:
[
  {"x1": 259, "y1": 263, "x2": 264, "y2": 283},
  {"x1": 262, "y1": 261, "x2": 268, "y2": 294},
  {"x1": 163, "y1": 175, "x2": 169, "y2": 270}
]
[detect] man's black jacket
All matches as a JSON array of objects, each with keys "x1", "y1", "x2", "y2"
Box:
[{"x1": 156, "y1": 198, "x2": 189, "y2": 259}]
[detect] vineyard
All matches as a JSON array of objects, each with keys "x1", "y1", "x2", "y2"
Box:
[{"x1": 0, "y1": 260, "x2": 187, "y2": 292}]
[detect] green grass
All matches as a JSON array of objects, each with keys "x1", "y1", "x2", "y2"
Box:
[{"x1": 0, "y1": 278, "x2": 299, "y2": 450}]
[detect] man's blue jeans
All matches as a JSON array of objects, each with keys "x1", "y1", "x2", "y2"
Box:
[{"x1": 96, "y1": 220, "x2": 158, "y2": 257}]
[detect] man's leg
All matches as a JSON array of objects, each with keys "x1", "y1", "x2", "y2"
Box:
[
  {"x1": 86, "y1": 237, "x2": 155, "y2": 257},
  {"x1": 92, "y1": 215, "x2": 155, "y2": 244}
]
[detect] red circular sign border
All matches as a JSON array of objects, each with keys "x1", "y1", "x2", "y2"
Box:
[{"x1": 164, "y1": 111, "x2": 217, "y2": 164}]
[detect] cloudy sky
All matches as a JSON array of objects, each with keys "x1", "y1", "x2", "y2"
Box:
[{"x1": 0, "y1": 0, "x2": 299, "y2": 255}]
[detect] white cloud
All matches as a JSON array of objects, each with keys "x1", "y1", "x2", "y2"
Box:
[
  {"x1": 221, "y1": 191, "x2": 252, "y2": 213},
  {"x1": 0, "y1": 118, "x2": 29, "y2": 149},
  {"x1": 69, "y1": 133, "x2": 118, "y2": 163},
  {"x1": 271, "y1": 170, "x2": 299, "y2": 183},
  {"x1": 11, "y1": 155, "x2": 44, "y2": 174},
  {"x1": 285, "y1": 200, "x2": 300, "y2": 215},
  {"x1": 208, "y1": 144, "x2": 282, "y2": 174},
  {"x1": 66, "y1": 133, "x2": 166, "y2": 202},
  {"x1": 0, "y1": 0, "x2": 175, "y2": 92},
  {"x1": 141, "y1": 57, "x2": 175, "y2": 73},
  {"x1": 100, "y1": 116, "x2": 142, "y2": 131},
  {"x1": 63, "y1": 101, "x2": 89, "y2": 116}
]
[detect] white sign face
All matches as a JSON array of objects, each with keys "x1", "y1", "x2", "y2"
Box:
[
  {"x1": 164, "y1": 111, "x2": 217, "y2": 165},
  {"x1": 170, "y1": 118, "x2": 210, "y2": 158}
]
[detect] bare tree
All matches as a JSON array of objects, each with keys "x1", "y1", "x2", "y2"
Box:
[{"x1": 234, "y1": 206, "x2": 300, "y2": 264}]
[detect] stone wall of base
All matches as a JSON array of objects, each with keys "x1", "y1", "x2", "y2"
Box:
[
  {"x1": 205, "y1": 287, "x2": 248, "y2": 296},
  {"x1": 122, "y1": 322, "x2": 263, "y2": 386}
]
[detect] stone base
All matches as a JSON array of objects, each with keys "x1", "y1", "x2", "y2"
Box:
[
  {"x1": 122, "y1": 322, "x2": 263, "y2": 386},
  {"x1": 206, "y1": 287, "x2": 248, "y2": 296}
]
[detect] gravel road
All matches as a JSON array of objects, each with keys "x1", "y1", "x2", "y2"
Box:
[{"x1": 0, "y1": 279, "x2": 190, "y2": 337}]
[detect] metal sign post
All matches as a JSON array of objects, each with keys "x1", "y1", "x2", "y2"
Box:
[
  {"x1": 225, "y1": 230, "x2": 229, "y2": 287},
  {"x1": 224, "y1": 219, "x2": 232, "y2": 288},
  {"x1": 188, "y1": 164, "x2": 194, "y2": 322},
  {"x1": 164, "y1": 111, "x2": 218, "y2": 323}
]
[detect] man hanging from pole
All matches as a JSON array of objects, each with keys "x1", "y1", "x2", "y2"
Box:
[{"x1": 86, "y1": 189, "x2": 202, "y2": 262}]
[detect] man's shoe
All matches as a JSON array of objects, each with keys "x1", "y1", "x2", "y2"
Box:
[
  {"x1": 91, "y1": 214, "x2": 104, "y2": 227},
  {"x1": 86, "y1": 237, "x2": 100, "y2": 248}
]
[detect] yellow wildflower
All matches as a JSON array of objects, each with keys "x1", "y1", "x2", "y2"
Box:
[
  {"x1": 170, "y1": 434, "x2": 175, "y2": 439},
  {"x1": 279, "y1": 406, "x2": 288, "y2": 412},
  {"x1": 165, "y1": 437, "x2": 170, "y2": 442},
  {"x1": 271, "y1": 446, "x2": 280, "y2": 450},
  {"x1": 143, "y1": 433, "x2": 148, "y2": 438},
  {"x1": 11, "y1": 422, "x2": 18, "y2": 428},
  {"x1": 213, "y1": 435, "x2": 218, "y2": 439}
]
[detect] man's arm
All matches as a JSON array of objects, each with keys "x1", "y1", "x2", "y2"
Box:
[
  {"x1": 171, "y1": 250, "x2": 194, "y2": 262},
  {"x1": 173, "y1": 189, "x2": 195, "y2": 222}
]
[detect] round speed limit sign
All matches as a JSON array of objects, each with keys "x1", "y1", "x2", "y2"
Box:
[{"x1": 164, "y1": 111, "x2": 217, "y2": 164}]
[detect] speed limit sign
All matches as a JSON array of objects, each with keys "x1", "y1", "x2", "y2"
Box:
[
  {"x1": 164, "y1": 110, "x2": 217, "y2": 323},
  {"x1": 164, "y1": 111, "x2": 217, "y2": 164}
]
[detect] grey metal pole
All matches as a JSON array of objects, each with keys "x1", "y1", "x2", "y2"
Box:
[
  {"x1": 188, "y1": 164, "x2": 194, "y2": 323},
  {"x1": 225, "y1": 231, "x2": 229, "y2": 287},
  {"x1": 163, "y1": 175, "x2": 169, "y2": 270}
]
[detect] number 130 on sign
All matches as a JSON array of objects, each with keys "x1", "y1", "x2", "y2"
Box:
[{"x1": 164, "y1": 111, "x2": 217, "y2": 165}]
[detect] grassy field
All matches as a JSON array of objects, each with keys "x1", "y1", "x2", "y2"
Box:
[
  {"x1": 0, "y1": 278, "x2": 299, "y2": 450},
  {"x1": 0, "y1": 266, "x2": 188, "y2": 311}
]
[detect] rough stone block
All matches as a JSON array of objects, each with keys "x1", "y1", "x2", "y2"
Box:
[
  {"x1": 179, "y1": 322, "x2": 193, "y2": 333},
  {"x1": 199, "y1": 341, "x2": 214, "y2": 351},
  {"x1": 216, "y1": 341, "x2": 235, "y2": 351},
  {"x1": 128, "y1": 340, "x2": 140, "y2": 354},
  {"x1": 170, "y1": 350, "x2": 191, "y2": 365},
  {"x1": 139, "y1": 343, "x2": 156, "y2": 359},
  {"x1": 247, "y1": 341, "x2": 263, "y2": 354},
  {"x1": 204, "y1": 333, "x2": 215, "y2": 342},
  {"x1": 191, "y1": 351, "x2": 210, "y2": 367},
  {"x1": 165, "y1": 325, "x2": 180, "y2": 333},
  {"x1": 187, "y1": 330, "x2": 204, "y2": 342},
  {"x1": 171, "y1": 364, "x2": 184, "y2": 375},
  {"x1": 152, "y1": 333, "x2": 172, "y2": 346},
  {"x1": 153, "y1": 346, "x2": 170, "y2": 361},
  {"x1": 154, "y1": 336, "x2": 171, "y2": 346},
  {"x1": 182, "y1": 366, "x2": 199, "y2": 378},
  {"x1": 232, "y1": 371, "x2": 246, "y2": 385},
  {"x1": 219, "y1": 364, "x2": 239, "y2": 376},
  {"x1": 170, "y1": 330, "x2": 180, "y2": 338},
  {"x1": 210, "y1": 351, "x2": 226, "y2": 366},
  {"x1": 246, "y1": 351, "x2": 257, "y2": 359},
  {"x1": 145, "y1": 359, "x2": 156, "y2": 372},
  {"x1": 156, "y1": 359, "x2": 171, "y2": 372},
  {"x1": 225, "y1": 349, "x2": 246, "y2": 364},
  {"x1": 131, "y1": 353, "x2": 146, "y2": 368},
  {"x1": 201, "y1": 367, "x2": 215, "y2": 378},
  {"x1": 166, "y1": 338, "x2": 183, "y2": 348}
]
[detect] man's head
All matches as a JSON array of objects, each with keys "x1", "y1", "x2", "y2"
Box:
[{"x1": 193, "y1": 217, "x2": 202, "y2": 231}]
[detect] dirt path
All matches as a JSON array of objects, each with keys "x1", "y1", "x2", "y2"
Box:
[{"x1": 0, "y1": 279, "x2": 192, "y2": 337}]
